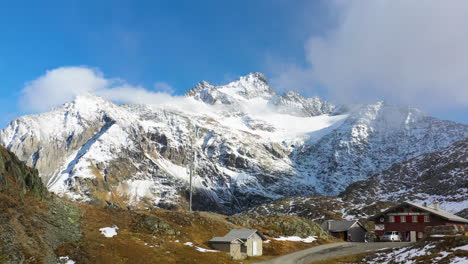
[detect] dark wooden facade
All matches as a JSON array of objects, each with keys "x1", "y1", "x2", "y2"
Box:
[{"x1": 321, "y1": 220, "x2": 367, "y2": 242}]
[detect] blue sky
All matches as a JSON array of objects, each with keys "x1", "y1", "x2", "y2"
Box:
[{"x1": 1, "y1": 0, "x2": 467, "y2": 128}]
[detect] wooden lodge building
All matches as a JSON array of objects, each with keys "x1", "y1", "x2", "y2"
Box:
[{"x1": 369, "y1": 201, "x2": 468, "y2": 242}]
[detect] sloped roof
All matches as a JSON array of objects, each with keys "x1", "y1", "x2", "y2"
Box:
[
  {"x1": 209, "y1": 229, "x2": 267, "y2": 243},
  {"x1": 321, "y1": 220, "x2": 366, "y2": 232},
  {"x1": 209, "y1": 236, "x2": 243, "y2": 243},
  {"x1": 369, "y1": 201, "x2": 468, "y2": 224}
]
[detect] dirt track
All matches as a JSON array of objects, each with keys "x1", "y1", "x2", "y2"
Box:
[{"x1": 256, "y1": 242, "x2": 412, "y2": 264}]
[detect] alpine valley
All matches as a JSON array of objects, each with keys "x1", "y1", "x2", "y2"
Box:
[{"x1": 1, "y1": 72, "x2": 467, "y2": 215}]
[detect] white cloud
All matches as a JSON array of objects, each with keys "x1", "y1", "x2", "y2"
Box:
[
  {"x1": 97, "y1": 85, "x2": 175, "y2": 105},
  {"x1": 20, "y1": 67, "x2": 108, "y2": 112},
  {"x1": 271, "y1": 0, "x2": 468, "y2": 109},
  {"x1": 153, "y1": 81, "x2": 174, "y2": 94},
  {"x1": 20, "y1": 66, "x2": 176, "y2": 112}
]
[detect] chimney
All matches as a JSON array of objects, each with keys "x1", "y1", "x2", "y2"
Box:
[{"x1": 433, "y1": 201, "x2": 440, "y2": 210}]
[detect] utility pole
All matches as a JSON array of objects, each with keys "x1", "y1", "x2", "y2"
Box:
[{"x1": 189, "y1": 126, "x2": 198, "y2": 212}]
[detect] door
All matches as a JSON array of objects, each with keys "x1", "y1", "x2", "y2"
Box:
[
  {"x1": 410, "y1": 231, "x2": 417, "y2": 242},
  {"x1": 252, "y1": 240, "x2": 257, "y2": 256}
]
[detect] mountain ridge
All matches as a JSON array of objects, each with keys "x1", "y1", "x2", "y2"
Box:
[
  {"x1": 340, "y1": 137, "x2": 468, "y2": 213},
  {"x1": 1, "y1": 73, "x2": 467, "y2": 214}
]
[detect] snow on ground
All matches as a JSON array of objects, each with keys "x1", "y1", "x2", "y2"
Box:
[
  {"x1": 273, "y1": 236, "x2": 317, "y2": 243},
  {"x1": 368, "y1": 243, "x2": 435, "y2": 264},
  {"x1": 156, "y1": 157, "x2": 191, "y2": 183},
  {"x1": 430, "y1": 234, "x2": 447, "y2": 238},
  {"x1": 58, "y1": 256, "x2": 76, "y2": 264},
  {"x1": 215, "y1": 99, "x2": 348, "y2": 143},
  {"x1": 451, "y1": 257, "x2": 468, "y2": 264},
  {"x1": 183, "y1": 241, "x2": 219, "y2": 252},
  {"x1": 99, "y1": 226, "x2": 119, "y2": 238},
  {"x1": 368, "y1": 241, "x2": 468, "y2": 264},
  {"x1": 118, "y1": 179, "x2": 155, "y2": 203},
  {"x1": 195, "y1": 247, "x2": 219, "y2": 253},
  {"x1": 453, "y1": 244, "x2": 468, "y2": 251}
]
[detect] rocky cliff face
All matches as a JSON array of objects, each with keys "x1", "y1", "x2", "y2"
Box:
[
  {"x1": 1, "y1": 73, "x2": 467, "y2": 214},
  {"x1": 0, "y1": 145, "x2": 47, "y2": 200},
  {"x1": 269, "y1": 91, "x2": 335, "y2": 117}
]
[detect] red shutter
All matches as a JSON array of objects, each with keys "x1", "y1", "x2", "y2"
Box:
[
  {"x1": 418, "y1": 215, "x2": 424, "y2": 222},
  {"x1": 406, "y1": 216, "x2": 412, "y2": 223},
  {"x1": 395, "y1": 216, "x2": 401, "y2": 223}
]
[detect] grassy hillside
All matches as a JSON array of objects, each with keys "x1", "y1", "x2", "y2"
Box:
[
  {"x1": 0, "y1": 145, "x2": 331, "y2": 263},
  {"x1": 0, "y1": 146, "x2": 81, "y2": 264},
  {"x1": 56, "y1": 205, "x2": 331, "y2": 263}
]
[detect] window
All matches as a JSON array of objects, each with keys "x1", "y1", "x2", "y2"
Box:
[
  {"x1": 418, "y1": 215, "x2": 424, "y2": 222},
  {"x1": 389, "y1": 215, "x2": 395, "y2": 223},
  {"x1": 401, "y1": 216, "x2": 406, "y2": 223},
  {"x1": 424, "y1": 215, "x2": 430, "y2": 222},
  {"x1": 412, "y1": 216, "x2": 418, "y2": 223},
  {"x1": 418, "y1": 232, "x2": 424, "y2": 239}
]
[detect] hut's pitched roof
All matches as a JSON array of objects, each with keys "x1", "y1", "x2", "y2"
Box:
[
  {"x1": 209, "y1": 229, "x2": 267, "y2": 243},
  {"x1": 209, "y1": 236, "x2": 243, "y2": 243}
]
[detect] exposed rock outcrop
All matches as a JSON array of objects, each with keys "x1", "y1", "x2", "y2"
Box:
[{"x1": 0, "y1": 146, "x2": 81, "y2": 264}]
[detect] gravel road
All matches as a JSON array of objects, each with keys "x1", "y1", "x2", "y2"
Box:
[{"x1": 256, "y1": 242, "x2": 412, "y2": 264}]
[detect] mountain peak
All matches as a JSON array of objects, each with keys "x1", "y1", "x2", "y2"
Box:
[
  {"x1": 55, "y1": 93, "x2": 109, "y2": 109},
  {"x1": 184, "y1": 81, "x2": 214, "y2": 97},
  {"x1": 242, "y1": 72, "x2": 268, "y2": 84},
  {"x1": 224, "y1": 72, "x2": 275, "y2": 99},
  {"x1": 185, "y1": 72, "x2": 275, "y2": 104},
  {"x1": 281, "y1": 91, "x2": 304, "y2": 99}
]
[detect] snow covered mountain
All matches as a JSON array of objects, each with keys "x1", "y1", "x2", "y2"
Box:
[
  {"x1": 340, "y1": 137, "x2": 468, "y2": 214},
  {"x1": 1, "y1": 73, "x2": 467, "y2": 213},
  {"x1": 185, "y1": 73, "x2": 334, "y2": 117},
  {"x1": 247, "y1": 139, "x2": 468, "y2": 222}
]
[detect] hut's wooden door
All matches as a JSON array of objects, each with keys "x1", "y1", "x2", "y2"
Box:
[{"x1": 252, "y1": 240, "x2": 257, "y2": 256}]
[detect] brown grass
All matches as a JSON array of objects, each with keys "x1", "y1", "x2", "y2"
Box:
[
  {"x1": 0, "y1": 185, "x2": 51, "y2": 263},
  {"x1": 55, "y1": 205, "x2": 331, "y2": 264},
  {"x1": 56, "y1": 205, "x2": 239, "y2": 263}
]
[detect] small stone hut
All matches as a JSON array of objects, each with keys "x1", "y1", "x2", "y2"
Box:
[
  {"x1": 209, "y1": 229, "x2": 266, "y2": 259},
  {"x1": 321, "y1": 220, "x2": 367, "y2": 242}
]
